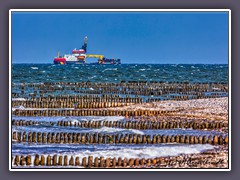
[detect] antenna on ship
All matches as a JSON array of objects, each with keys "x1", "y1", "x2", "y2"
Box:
[{"x1": 57, "y1": 51, "x2": 60, "y2": 58}]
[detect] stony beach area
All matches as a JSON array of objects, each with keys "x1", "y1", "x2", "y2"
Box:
[
  {"x1": 109, "y1": 97, "x2": 228, "y2": 122},
  {"x1": 106, "y1": 97, "x2": 229, "y2": 168}
]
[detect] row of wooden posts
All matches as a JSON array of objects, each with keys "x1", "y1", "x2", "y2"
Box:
[
  {"x1": 12, "y1": 119, "x2": 228, "y2": 130},
  {"x1": 11, "y1": 153, "x2": 225, "y2": 168},
  {"x1": 12, "y1": 131, "x2": 228, "y2": 145},
  {"x1": 12, "y1": 90, "x2": 228, "y2": 99},
  {"x1": 56, "y1": 120, "x2": 227, "y2": 130},
  {"x1": 12, "y1": 93, "x2": 227, "y2": 102},
  {"x1": 12, "y1": 109, "x2": 179, "y2": 117},
  {"x1": 12, "y1": 93, "x2": 221, "y2": 100},
  {"x1": 13, "y1": 82, "x2": 228, "y2": 96},
  {"x1": 146, "y1": 95, "x2": 227, "y2": 102},
  {"x1": 13, "y1": 87, "x2": 228, "y2": 93},
  {"x1": 12, "y1": 91, "x2": 226, "y2": 100},
  {"x1": 70, "y1": 90, "x2": 227, "y2": 97},
  {"x1": 14, "y1": 87, "x2": 228, "y2": 93},
  {"x1": 13, "y1": 81, "x2": 228, "y2": 89},
  {"x1": 12, "y1": 101, "x2": 136, "y2": 109},
  {"x1": 13, "y1": 95, "x2": 143, "y2": 102},
  {"x1": 12, "y1": 154, "x2": 159, "y2": 167}
]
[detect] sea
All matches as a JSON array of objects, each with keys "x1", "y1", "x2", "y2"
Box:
[
  {"x1": 11, "y1": 64, "x2": 228, "y2": 167},
  {"x1": 12, "y1": 64, "x2": 228, "y2": 84}
]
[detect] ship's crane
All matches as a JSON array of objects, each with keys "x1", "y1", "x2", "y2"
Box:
[
  {"x1": 86, "y1": 54, "x2": 104, "y2": 60},
  {"x1": 81, "y1": 36, "x2": 88, "y2": 52}
]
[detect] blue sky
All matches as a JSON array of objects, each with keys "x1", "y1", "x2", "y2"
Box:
[{"x1": 12, "y1": 11, "x2": 229, "y2": 64}]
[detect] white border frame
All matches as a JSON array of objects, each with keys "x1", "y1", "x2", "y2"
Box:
[{"x1": 9, "y1": 9, "x2": 231, "y2": 171}]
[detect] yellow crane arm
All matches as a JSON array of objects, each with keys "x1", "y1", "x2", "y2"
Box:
[{"x1": 86, "y1": 54, "x2": 104, "y2": 60}]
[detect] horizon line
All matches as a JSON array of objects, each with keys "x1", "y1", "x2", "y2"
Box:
[{"x1": 12, "y1": 62, "x2": 229, "y2": 65}]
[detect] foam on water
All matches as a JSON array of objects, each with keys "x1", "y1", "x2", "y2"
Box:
[
  {"x1": 12, "y1": 107, "x2": 75, "y2": 111},
  {"x1": 91, "y1": 127, "x2": 144, "y2": 135},
  {"x1": 12, "y1": 106, "x2": 26, "y2": 111},
  {"x1": 12, "y1": 98, "x2": 26, "y2": 101},
  {"x1": 81, "y1": 144, "x2": 214, "y2": 159},
  {"x1": 12, "y1": 124, "x2": 145, "y2": 135},
  {"x1": 12, "y1": 116, "x2": 125, "y2": 122},
  {"x1": 12, "y1": 143, "x2": 214, "y2": 160}
]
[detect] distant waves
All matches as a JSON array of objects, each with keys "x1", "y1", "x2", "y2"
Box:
[{"x1": 12, "y1": 64, "x2": 228, "y2": 83}]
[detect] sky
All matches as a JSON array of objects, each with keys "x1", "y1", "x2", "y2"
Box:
[{"x1": 12, "y1": 11, "x2": 229, "y2": 64}]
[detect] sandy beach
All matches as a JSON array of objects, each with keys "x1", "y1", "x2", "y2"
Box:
[{"x1": 108, "y1": 97, "x2": 228, "y2": 122}]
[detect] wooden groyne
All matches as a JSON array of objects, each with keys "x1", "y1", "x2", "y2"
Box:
[
  {"x1": 12, "y1": 82, "x2": 228, "y2": 99},
  {"x1": 11, "y1": 152, "x2": 227, "y2": 168},
  {"x1": 12, "y1": 119, "x2": 228, "y2": 130},
  {"x1": 12, "y1": 109, "x2": 180, "y2": 117},
  {"x1": 12, "y1": 131, "x2": 228, "y2": 145}
]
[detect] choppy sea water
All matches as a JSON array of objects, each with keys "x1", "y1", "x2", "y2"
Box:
[
  {"x1": 12, "y1": 116, "x2": 220, "y2": 160},
  {"x1": 12, "y1": 64, "x2": 228, "y2": 83}
]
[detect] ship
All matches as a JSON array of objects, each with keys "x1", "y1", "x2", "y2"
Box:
[
  {"x1": 53, "y1": 36, "x2": 121, "y2": 65},
  {"x1": 54, "y1": 36, "x2": 88, "y2": 65}
]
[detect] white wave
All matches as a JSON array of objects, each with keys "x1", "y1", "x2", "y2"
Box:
[
  {"x1": 88, "y1": 76, "x2": 96, "y2": 80},
  {"x1": 102, "y1": 116, "x2": 125, "y2": 121},
  {"x1": 129, "y1": 129, "x2": 144, "y2": 135},
  {"x1": 70, "y1": 119, "x2": 81, "y2": 125},
  {"x1": 80, "y1": 144, "x2": 214, "y2": 159},
  {"x1": 139, "y1": 69, "x2": 145, "y2": 71},
  {"x1": 103, "y1": 68, "x2": 118, "y2": 72},
  {"x1": 12, "y1": 106, "x2": 26, "y2": 110},
  {"x1": 12, "y1": 98, "x2": 26, "y2": 101},
  {"x1": 92, "y1": 127, "x2": 123, "y2": 133},
  {"x1": 42, "y1": 144, "x2": 214, "y2": 160},
  {"x1": 12, "y1": 116, "x2": 125, "y2": 123},
  {"x1": 31, "y1": 67, "x2": 38, "y2": 70},
  {"x1": 92, "y1": 127, "x2": 144, "y2": 135}
]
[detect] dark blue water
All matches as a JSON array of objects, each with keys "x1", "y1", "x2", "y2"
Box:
[{"x1": 12, "y1": 64, "x2": 228, "y2": 84}]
